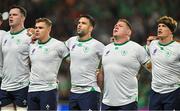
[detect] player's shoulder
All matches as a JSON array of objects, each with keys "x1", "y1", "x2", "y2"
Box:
[
  {"x1": 92, "y1": 38, "x2": 105, "y2": 46},
  {"x1": 149, "y1": 40, "x2": 158, "y2": 46},
  {"x1": 19, "y1": 28, "x2": 29, "y2": 36},
  {"x1": 0, "y1": 30, "x2": 6, "y2": 34},
  {"x1": 0, "y1": 30, "x2": 7, "y2": 37},
  {"x1": 127, "y1": 41, "x2": 146, "y2": 51},
  {"x1": 105, "y1": 42, "x2": 114, "y2": 48},
  {"x1": 67, "y1": 36, "x2": 78, "y2": 41},
  {"x1": 173, "y1": 40, "x2": 180, "y2": 45},
  {"x1": 49, "y1": 37, "x2": 64, "y2": 45},
  {"x1": 129, "y1": 40, "x2": 139, "y2": 45},
  {"x1": 170, "y1": 41, "x2": 180, "y2": 50},
  {"x1": 18, "y1": 29, "x2": 32, "y2": 41}
]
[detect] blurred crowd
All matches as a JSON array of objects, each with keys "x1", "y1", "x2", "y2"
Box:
[{"x1": 0, "y1": 0, "x2": 180, "y2": 109}]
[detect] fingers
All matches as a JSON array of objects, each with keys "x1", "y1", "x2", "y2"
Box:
[
  {"x1": 96, "y1": 69, "x2": 100, "y2": 75},
  {"x1": 27, "y1": 28, "x2": 35, "y2": 37},
  {"x1": 146, "y1": 36, "x2": 158, "y2": 46}
]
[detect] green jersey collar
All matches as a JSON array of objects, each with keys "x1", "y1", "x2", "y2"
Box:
[
  {"x1": 78, "y1": 37, "x2": 93, "y2": 42},
  {"x1": 114, "y1": 40, "x2": 129, "y2": 46},
  {"x1": 10, "y1": 28, "x2": 25, "y2": 35},
  {"x1": 158, "y1": 40, "x2": 175, "y2": 46},
  {"x1": 38, "y1": 37, "x2": 52, "y2": 44}
]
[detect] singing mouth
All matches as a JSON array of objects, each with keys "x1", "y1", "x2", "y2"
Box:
[
  {"x1": 113, "y1": 29, "x2": 118, "y2": 33},
  {"x1": 158, "y1": 30, "x2": 162, "y2": 35},
  {"x1": 9, "y1": 19, "x2": 13, "y2": 23}
]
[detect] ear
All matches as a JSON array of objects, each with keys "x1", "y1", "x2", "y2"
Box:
[
  {"x1": 127, "y1": 29, "x2": 132, "y2": 36},
  {"x1": 89, "y1": 26, "x2": 93, "y2": 32},
  {"x1": 48, "y1": 26, "x2": 52, "y2": 33},
  {"x1": 21, "y1": 16, "x2": 25, "y2": 22}
]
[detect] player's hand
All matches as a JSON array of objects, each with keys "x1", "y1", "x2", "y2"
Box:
[
  {"x1": 146, "y1": 36, "x2": 158, "y2": 46},
  {"x1": 27, "y1": 28, "x2": 37, "y2": 43},
  {"x1": 96, "y1": 69, "x2": 100, "y2": 75},
  {"x1": 27, "y1": 28, "x2": 35, "y2": 36}
]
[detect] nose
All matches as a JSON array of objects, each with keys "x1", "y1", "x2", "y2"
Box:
[
  {"x1": 78, "y1": 24, "x2": 81, "y2": 28},
  {"x1": 35, "y1": 28, "x2": 39, "y2": 32}
]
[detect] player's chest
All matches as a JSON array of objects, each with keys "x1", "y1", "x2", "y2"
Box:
[
  {"x1": 30, "y1": 45, "x2": 57, "y2": 59},
  {"x1": 102, "y1": 47, "x2": 138, "y2": 64},
  {"x1": 150, "y1": 45, "x2": 178, "y2": 63},
  {"x1": 70, "y1": 42, "x2": 95, "y2": 56},
  {"x1": 2, "y1": 37, "x2": 29, "y2": 53}
]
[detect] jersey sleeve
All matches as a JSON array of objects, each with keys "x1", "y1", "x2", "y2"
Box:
[
  {"x1": 64, "y1": 38, "x2": 71, "y2": 50},
  {"x1": 57, "y1": 41, "x2": 69, "y2": 59},
  {"x1": 0, "y1": 31, "x2": 6, "y2": 77},
  {"x1": 137, "y1": 45, "x2": 150, "y2": 65},
  {"x1": 0, "y1": 30, "x2": 7, "y2": 77},
  {"x1": 96, "y1": 42, "x2": 105, "y2": 59}
]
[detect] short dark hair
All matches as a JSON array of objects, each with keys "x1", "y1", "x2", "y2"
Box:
[
  {"x1": 0, "y1": 13, "x2": 2, "y2": 21},
  {"x1": 79, "y1": 14, "x2": 96, "y2": 27},
  {"x1": 10, "y1": 5, "x2": 27, "y2": 17},
  {"x1": 35, "y1": 18, "x2": 52, "y2": 27},
  {"x1": 157, "y1": 16, "x2": 177, "y2": 33},
  {"x1": 118, "y1": 19, "x2": 132, "y2": 31}
]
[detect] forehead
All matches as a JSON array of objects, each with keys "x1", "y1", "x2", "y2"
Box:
[
  {"x1": 79, "y1": 17, "x2": 90, "y2": 23},
  {"x1": 35, "y1": 22, "x2": 48, "y2": 27},
  {"x1": 115, "y1": 21, "x2": 127, "y2": 26},
  {"x1": 9, "y1": 8, "x2": 21, "y2": 14}
]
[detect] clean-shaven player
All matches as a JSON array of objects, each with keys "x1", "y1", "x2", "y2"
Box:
[
  {"x1": 27, "y1": 18, "x2": 69, "y2": 110},
  {"x1": 0, "y1": 5, "x2": 31, "y2": 110},
  {"x1": 148, "y1": 16, "x2": 180, "y2": 110},
  {"x1": 97, "y1": 19, "x2": 149, "y2": 110},
  {"x1": 65, "y1": 14, "x2": 105, "y2": 110}
]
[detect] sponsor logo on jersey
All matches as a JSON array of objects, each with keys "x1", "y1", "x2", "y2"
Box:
[
  {"x1": 71, "y1": 44, "x2": 76, "y2": 51},
  {"x1": 16, "y1": 39, "x2": 21, "y2": 45},
  {"x1": 83, "y1": 46, "x2": 89, "y2": 53},
  {"x1": 31, "y1": 48, "x2": 36, "y2": 55},
  {"x1": 152, "y1": 48, "x2": 157, "y2": 55},
  {"x1": 3, "y1": 39, "x2": 7, "y2": 45},
  {"x1": 121, "y1": 50, "x2": 128, "y2": 56},
  {"x1": 105, "y1": 50, "x2": 110, "y2": 56}
]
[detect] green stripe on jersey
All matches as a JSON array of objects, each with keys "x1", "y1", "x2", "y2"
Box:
[
  {"x1": 78, "y1": 37, "x2": 93, "y2": 42},
  {"x1": 10, "y1": 28, "x2": 26, "y2": 35}
]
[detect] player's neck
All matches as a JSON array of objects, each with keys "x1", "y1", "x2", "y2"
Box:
[
  {"x1": 78, "y1": 34, "x2": 92, "y2": 41},
  {"x1": 114, "y1": 36, "x2": 129, "y2": 44},
  {"x1": 38, "y1": 36, "x2": 51, "y2": 44},
  {"x1": 10, "y1": 24, "x2": 24, "y2": 33},
  {"x1": 159, "y1": 35, "x2": 173, "y2": 44}
]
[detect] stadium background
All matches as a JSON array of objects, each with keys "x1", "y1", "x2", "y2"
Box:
[{"x1": 0, "y1": 0, "x2": 180, "y2": 110}]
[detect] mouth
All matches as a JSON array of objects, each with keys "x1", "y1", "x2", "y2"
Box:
[
  {"x1": 113, "y1": 29, "x2": 118, "y2": 33},
  {"x1": 158, "y1": 30, "x2": 162, "y2": 35},
  {"x1": 77, "y1": 28, "x2": 81, "y2": 32},
  {"x1": 35, "y1": 33, "x2": 39, "y2": 37},
  {"x1": 9, "y1": 19, "x2": 13, "y2": 23}
]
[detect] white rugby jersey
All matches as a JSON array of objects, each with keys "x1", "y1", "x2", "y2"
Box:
[
  {"x1": 102, "y1": 41, "x2": 149, "y2": 106},
  {"x1": 65, "y1": 36, "x2": 105, "y2": 93},
  {"x1": 28, "y1": 38, "x2": 69, "y2": 92},
  {"x1": 1, "y1": 29, "x2": 31, "y2": 91},
  {"x1": 0, "y1": 30, "x2": 6, "y2": 77},
  {"x1": 149, "y1": 40, "x2": 180, "y2": 94}
]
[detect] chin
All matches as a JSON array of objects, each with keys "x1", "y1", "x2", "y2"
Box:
[{"x1": 158, "y1": 35, "x2": 166, "y2": 39}]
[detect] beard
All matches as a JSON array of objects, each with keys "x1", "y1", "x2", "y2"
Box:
[
  {"x1": 77, "y1": 30, "x2": 86, "y2": 37},
  {"x1": 158, "y1": 35, "x2": 168, "y2": 39}
]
